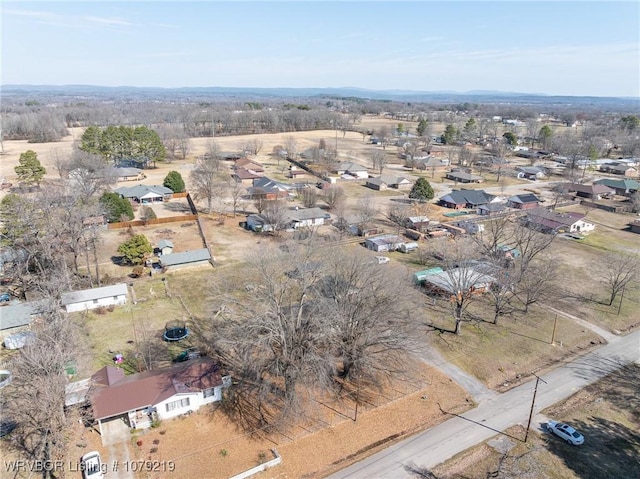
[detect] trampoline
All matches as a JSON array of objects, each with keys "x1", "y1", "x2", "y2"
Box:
[{"x1": 163, "y1": 321, "x2": 189, "y2": 342}]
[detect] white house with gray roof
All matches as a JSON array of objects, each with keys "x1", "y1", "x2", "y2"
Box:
[
  {"x1": 114, "y1": 185, "x2": 173, "y2": 203},
  {"x1": 61, "y1": 283, "x2": 128, "y2": 313}
]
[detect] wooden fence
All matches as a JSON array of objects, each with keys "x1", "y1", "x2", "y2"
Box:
[{"x1": 107, "y1": 214, "x2": 197, "y2": 229}]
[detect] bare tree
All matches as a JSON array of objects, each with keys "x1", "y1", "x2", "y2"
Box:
[
  {"x1": 2, "y1": 308, "x2": 77, "y2": 478},
  {"x1": 427, "y1": 238, "x2": 491, "y2": 335},
  {"x1": 516, "y1": 258, "x2": 560, "y2": 313},
  {"x1": 300, "y1": 187, "x2": 317, "y2": 208},
  {"x1": 190, "y1": 156, "x2": 223, "y2": 213},
  {"x1": 320, "y1": 248, "x2": 415, "y2": 381},
  {"x1": 252, "y1": 188, "x2": 269, "y2": 214},
  {"x1": 225, "y1": 176, "x2": 246, "y2": 217},
  {"x1": 355, "y1": 196, "x2": 377, "y2": 232},
  {"x1": 65, "y1": 149, "x2": 116, "y2": 203},
  {"x1": 261, "y1": 200, "x2": 289, "y2": 235},
  {"x1": 600, "y1": 252, "x2": 639, "y2": 306},
  {"x1": 370, "y1": 149, "x2": 388, "y2": 174},
  {"x1": 178, "y1": 134, "x2": 191, "y2": 160},
  {"x1": 284, "y1": 136, "x2": 298, "y2": 160},
  {"x1": 457, "y1": 146, "x2": 475, "y2": 167},
  {"x1": 323, "y1": 185, "x2": 345, "y2": 211},
  {"x1": 203, "y1": 247, "x2": 334, "y2": 420},
  {"x1": 387, "y1": 203, "x2": 411, "y2": 236}
]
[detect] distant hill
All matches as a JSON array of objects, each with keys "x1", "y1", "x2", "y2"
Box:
[{"x1": 2, "y1": 84, "x2": 638, "y2": 108}]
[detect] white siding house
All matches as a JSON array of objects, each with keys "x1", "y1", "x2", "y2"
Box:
[
  {"x1": 61, "y1": 283, "x2": 128, "y2": 313},
  {"x1": 89, "y1": 359, "x2": 230, "y2": 433}
]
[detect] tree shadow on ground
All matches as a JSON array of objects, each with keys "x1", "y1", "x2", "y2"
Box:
[{"x1": 545, "y1": 416, "x2": 640, "y2": 479}]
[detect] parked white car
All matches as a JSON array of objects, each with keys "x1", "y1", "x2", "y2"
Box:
[
  {"x1": 374, "y1": 256, "x2": 390, "y2": 264},
  {"x1": 546, "y1": 420, "x2": 584, "y2": 445},
  {"x1": 81, "y1": 451, "x2": 104, "y2": 479}
]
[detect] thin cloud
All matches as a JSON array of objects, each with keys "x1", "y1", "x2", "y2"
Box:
[{"x1": 82, "y1": 15, "x2": 134, "y2": 27}]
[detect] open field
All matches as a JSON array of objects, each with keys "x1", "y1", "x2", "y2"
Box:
[
  {"x1": 431, "y1": 363, "x2": 640, "y2": 479},
  {"x1": 424, "y1": 303, "x2": 604, "y2": 392},
  {"x1": 539, "y1": 207, "x2": 640, "y2": 334}
]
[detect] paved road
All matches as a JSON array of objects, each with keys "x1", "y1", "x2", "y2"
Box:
[{"x1": 327, "y1": 329, "x2": 640, "y2": 478}]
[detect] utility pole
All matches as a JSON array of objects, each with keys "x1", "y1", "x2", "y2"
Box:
[{"x1": 525, "y1": 373, "x2": 547, "y2": 442}]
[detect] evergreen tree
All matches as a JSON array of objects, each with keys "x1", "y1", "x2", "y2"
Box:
[
  {"x1": 99, "y1": 192, "x2": 134, "y2": 223},
  {"x1": 163, "y1": 171, "x2": 186, "y2": 193},
  {"x1": 14, "y1": 150, "x2": 46, "y2": 186},
  {"x1": 503, "y1": 132, "x2": 518, "y2": 146},
  {"x1": 416, "y1": 119, "x2": 429, "y2": 137},
  {"x1": 441, "y1": 124, "x2": 458, "y2": 145},
  {"x1": 117, "y1": 234, "x2": 153, "y2": 265},
  {"x1": 409, "y1": 178, "x2": 435, "y2": 202}
]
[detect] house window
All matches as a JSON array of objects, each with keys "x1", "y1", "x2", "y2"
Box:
[
  {"x1": 93, "y1": 299, "x2": 99, "y2": 304},
  {"x1": 165, "y1": 397, "x2": 190, "y2": 412},
  {"x1": 113, "y1": 296, "x2": 119, "y2": 300},
  {"x1": 203, "y1": 387, "x2": 216, "y2": 398}
]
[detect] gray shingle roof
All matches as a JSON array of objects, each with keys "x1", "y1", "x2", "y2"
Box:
[
  {"x1": 114, "y1": 184, "x2": 173, "y2": 199},
  {"x1": 61, "y1": 283, "x2": 128, "y2": 306},
  {"x1": 508, "y1": 194, "x2": 541, "y2": 204},
  {"x1": 158, "y1": 239, "x2": 174, "y2": 250},
  {"x1": 159, "y1": 249, "x2": 211, "y2": 267},
  {"x1": 0, "y1": 300, "x2": 48, "y2": 331},
  {"x1": 440, "y1": 189, "x2": 494, "y2": 206},
  {"x1": 288, "y1": 207, "x2": 327, "y2": 221}
]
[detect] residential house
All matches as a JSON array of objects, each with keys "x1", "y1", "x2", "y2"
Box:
[
  {"x1": 231, "y1": 167, "x2": 262, "y2": 185},
  {"x1": 439, "y1": 189, "x2": 495, "y2": 209},
  {"x1": 246, "y1": 177, "x2": 292, "y2": 200},
  {"x1": 114, "y1": 185, "x2": 173, "y2": 203},
  {"x1": 567, "y1": 183, "x2": 615, "y2": 200},
  {"x1": 425, "y1": 145, "x2": 448, "y2": 157},
  {"x1": 288, "y1": 166, "x2": 307, "y2": 179},
  {"x1": 422, "y1": 267, "x2": 496, "y2": 295},
  {"x1": 365, "y1": 234, "x2": 405, "y2": 253},
  {"x1": 600, "y1": 163, "x2": 638, "y2": 177},
  {"x1": 405, "y1": 216, "x2": 430, "y2": 232},
  {"x1": 0, "y1": 300, "x2": 47, "y2": 339},
  {"x1": 477, "y1": 203, "x2": 506, "y2": 216},
  {"x1": 246, "y1": 207, "x2": 327, "y2": 232},
  {"x1": 61, "y1": 283, "x2": 128, "y2": 313},
  {"x1": 445, "y1": 170, "x2": 483, "y2": 184},
  {"x1": 333, "y1": 162, "x2": 369, "y2": 179},
  {"x1": 365, "y1": 174, "x2": 412, "y2": 191},
  {"x1": 116, "y1": 157, "x2": 151, "y2": 169},
  {"x1": 157, "y1": 239, "x2": 174, "y2": 256},
  {"x1": 525, "y1": 209, "x2": 595, "y2": 234},
  {"x1": 454, "y1": 220, "x2": 485, "y2": 235},
  {"x1": 593, "y1": 178, "x2": 640, "y2": 196},
  {"x1": 516, "y1": 166, "x2": 547, "y2": 180},
  {"x1": 113, "y1": 167, "x2": 145, "y2": 182},
  {"x1": 89, "y1": 358, "x2": 230, "y2": 433},
  {"x1": 159, "y1": 249, "x2": 212, "y2": 270},
  {"x1": 507, "y1": 194, "x2": 541, "y2": 210},
  {"x1": 287, "y1": 207, "x2": 328, "y2": 229},
  {"x1": 411, "y1": 156, "x2": 450, "y2": 171},
  {"x1": 234, "y1": 158, "x2": 264, "y2": 173}
]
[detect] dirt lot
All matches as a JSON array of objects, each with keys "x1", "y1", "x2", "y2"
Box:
[{"x1": 431, "y1": 363, "x2": 640, "y2": 479}]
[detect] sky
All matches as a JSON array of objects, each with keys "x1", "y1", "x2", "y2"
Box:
[{"x1": 2, "y1": 1, "x2": 639, "y2": 97}]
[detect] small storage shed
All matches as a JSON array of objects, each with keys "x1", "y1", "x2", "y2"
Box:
[{"x1": 158, "y1": 239, "x2": 174, "y2": 256}]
